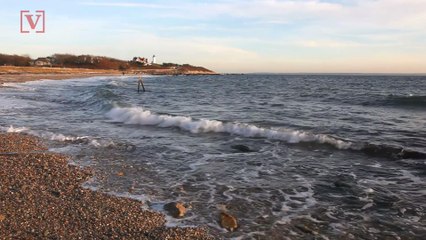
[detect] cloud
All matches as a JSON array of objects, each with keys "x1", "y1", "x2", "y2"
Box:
[
  {"x1": 76, "y1": 1, "x2": 426, "y2": 34},
  {"x1": 80, "y1": 1, "x2": 175, "y2": 9},
  {"x1": 101, "y1": 31, "x2": 261, "y2": 72},
  {"x1": 298, "y1": 40, "x2": 362, "y2": 48},
  {"x1": 79, "y1": 1, "x2": 426, "y2": 36},
  {"x1": 3, "y1": 0, "x2": 426, "y2": 73}
]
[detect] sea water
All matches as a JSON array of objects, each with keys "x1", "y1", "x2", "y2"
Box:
[{"x1": 1, "y1": 74, "x2": 425, "y2": 239}]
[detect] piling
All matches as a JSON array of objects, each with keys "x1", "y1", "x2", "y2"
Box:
[{"x1": 138, "y1": 76, "x2": 145, "y2": 93}]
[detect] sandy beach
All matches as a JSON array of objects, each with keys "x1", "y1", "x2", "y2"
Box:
[
  {"x1": 0, "y1": 66, "x2": 216, "y2": 86},
  {"x1": 0, "y1": 66, "x2": 121, "y2": 85}
]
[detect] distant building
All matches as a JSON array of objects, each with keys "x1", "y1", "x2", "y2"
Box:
[
  {"x1": 132, "y1": 56, "x2": 148, "y2": 66},
  {"x1": 33, "y1": 57, "x2": 52, "y2": 67},
  {"x1": 152, "y1": 55, "x2": 156, "y2": 64}
]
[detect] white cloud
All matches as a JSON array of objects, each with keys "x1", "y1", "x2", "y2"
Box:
[
  {"x1": 3, "y1": 0, "x2": 426, "y2": 73},
  {"x1": 101, "y1": 31, "x2": 261, "y2": 72},
  {"x1": 298, "y1": 39, "x2": 363, "y2": 48},
  {"x1": 80, "y1": 1, "x2": 175, "y2": 9},
  {"x1": 85, "y1": 0, "x2": 424, "y2": 28}
]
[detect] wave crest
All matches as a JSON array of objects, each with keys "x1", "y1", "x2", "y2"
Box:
[{"x1": 105, "y1": 107, "x2": 353, "y2": 149}]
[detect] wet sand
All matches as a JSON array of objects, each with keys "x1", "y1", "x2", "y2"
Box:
[{"x1": 0, "y1": 133, "x2": 214, "y2": 239}]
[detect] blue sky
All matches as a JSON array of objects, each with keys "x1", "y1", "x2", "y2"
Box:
[{"x1": 1, "y1": 0, "x2": 425, "y2": 73}]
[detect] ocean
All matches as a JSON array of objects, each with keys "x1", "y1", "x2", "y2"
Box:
[{"x1": 1, "y1": 74, "x2": 425, "y2": 239}]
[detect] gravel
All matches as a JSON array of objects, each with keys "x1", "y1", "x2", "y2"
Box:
[{"x1": 0, "y1": 133, "x2": 215, "y2": 239}]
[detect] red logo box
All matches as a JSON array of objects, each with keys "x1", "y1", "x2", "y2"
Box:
[{"x1": 20, "y1": 10, "x2": 45, "y2": 33}]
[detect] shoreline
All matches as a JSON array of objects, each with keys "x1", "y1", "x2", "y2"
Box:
[
  {"x1": 0, "y1": 66, "x2": 218, "y2": 86},
  {"x1": 0, "y1": 132, "x2": 214, "y2": 239}
]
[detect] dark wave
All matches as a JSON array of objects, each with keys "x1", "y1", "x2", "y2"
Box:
[
  {"x1": 386, "y1": 95, "x2": 426, "y2": 107},
  {"x1": 81, "y1": 87, "x2": 121, "y2": 111},
  {"x1": 359, "y1": 143, "x2": 426, "y2": 160},
  {"x1": 364, "y1": 95, "x2": 426, "y2": 108}
]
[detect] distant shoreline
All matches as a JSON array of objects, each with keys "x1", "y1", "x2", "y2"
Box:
[
  {"x1": 0, "y1": 53, "x2": 217, "y2": 77},
  {"x1": 0, "y1": 66, "x2": 217, "y2": 86},
  {"x1": 0, "y1": 66, "x2": 120, "y2": 85}
]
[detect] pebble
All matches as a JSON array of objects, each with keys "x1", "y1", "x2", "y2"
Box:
[
  {"x1": 220, "y1": 212, "x2": 238, "y2": 231},
  {"x1": 164, "y1": 202, "x2": 187, "y2": 218}
]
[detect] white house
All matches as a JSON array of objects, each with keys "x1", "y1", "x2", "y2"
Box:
[{"x1": 33, "y1": 57, "x2": 52, "y2": 66}]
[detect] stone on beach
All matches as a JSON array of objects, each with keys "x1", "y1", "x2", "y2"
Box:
[
  {"x1": 164, "y1": 202, "x2": 187, "y2": 218},
  {"x1": 220, "y1": 212, "x2": 238, "y2": 232},
  {"x1": 231, "y1": 144, "x2": 252, "y2": 152}
]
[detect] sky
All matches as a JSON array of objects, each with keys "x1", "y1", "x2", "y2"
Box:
[{"x1": 0, "y1": 0, "x2": 425, "y2": 73}]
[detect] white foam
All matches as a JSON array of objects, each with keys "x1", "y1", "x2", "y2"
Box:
[
  {"x1": 1, "y1": 82, "x2": 37, "y2": 91},
  {"x1": 399, "y1": 170, "x2": 422, "y2": 184},
  {"x1": 370, "y1": 163, "x2": 382, "y2": 168},
  {"x1": 107, "y1": 80, "x2": 126, "y2": 87},
  {"x1": 276, "y1": 175, "x2": 317, "y2": 224},
  {"x1": 0, "y1": 125, "x2": 106, "y2": 146},
  {"x1": 106, "y1": 106, "x2": 353, "y2": 149},
  {"x1": 3, "y1": 125, "x2": 29, "y2": 133},
  {"x1": 362, "y1": 202, "x2": 374, "y2": 210}
]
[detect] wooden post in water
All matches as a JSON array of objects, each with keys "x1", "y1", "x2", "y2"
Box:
[{"x1": 138, "y1": 75, "x2": 145, "y2": 93}]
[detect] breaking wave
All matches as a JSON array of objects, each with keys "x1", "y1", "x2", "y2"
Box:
[
  {"x1": 2, "y1": 126, "x2": 91, "y2": 143},
  {"x1": 0, "y1": 126, "x2": 134, "y2": 150},
  {"x1": 105, "y1": 107, "x2": 426, "y2": 160},
  {"x1": 105, "y1": 106, "x2": 353, "y2": 149}
]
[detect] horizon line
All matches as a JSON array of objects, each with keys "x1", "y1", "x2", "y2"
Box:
[{"x1": 226, "y1": 72, "x2": 426, "y2": 76}]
